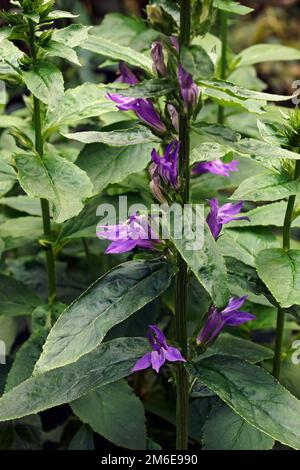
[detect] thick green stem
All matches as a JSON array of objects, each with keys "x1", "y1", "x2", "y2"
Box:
[
  {"x1": 174, "y1": 0, "x2": 191, "y2": 451},
  {"x1": 29, "y1": 20, "x2": 57, "y2": 305},
  {"x1": 273, "y1": 161, "x2": 300, "y2": 379},
  {"x1": 218, "y1": 10, "x2": 228, "y2": 124}
]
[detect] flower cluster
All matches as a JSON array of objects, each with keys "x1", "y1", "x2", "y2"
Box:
[{"x1": 103, "y1": 35, "x2": 254, "y2": 370}]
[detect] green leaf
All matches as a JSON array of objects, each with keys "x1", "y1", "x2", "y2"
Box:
[
  {"x1": 199, "y1": 79, "x2": 291, "y2": 114},
  {"x1": 71, "y1": 380, "x2": 146, "y2": 449},
  {"x1": 68, "y1": 425, "x2": 94, "y2": 450},
  {"x1": 0, "y1": 273, "x2": 41, "y2": 317},
  {"x1": 201, "y1": 332, "x2": 274, "y2": 363},
  {"x1": 171, "y1": 213, "x2": 229, "y2": 308},
  {"x1": 213, "y1": 0, "x2": 253, "y2": 15},
  {"x1": 91, "y1": 13, "x2": 150, "y2": 47},
  {"x1": 225, "y1": 257, "x2": 266, "y2": 296},
  {"x1": 189, "y1": 355, "x2": 300, "y2": 449},
  {"x1": 0, "y1": 196, "x2": 42, "y2": 216},
  {"x1": 218, "y1": 227, "x2": 278, "y2": 267},
  {"x1": 256, "y1": 248, "x2": 300, "y2": 308},
  {"x1": 64, "y1": 127, "x2": 160, "y2": 146},
  {"x1": 81, "y1": 35, "x2": 153, "y2": 74},
  {"x1": 231, "y1": 171, "x2": 300, "y2": 202},
  {"x1": 0, "y1": 39, "x2": 23, "y2": 70},
  {"x1": 4, "y1": 304, "x2": 65, "y2": 392},
  {"x1": 15, "y1": 152, "x2": 93, "y2": 223},
  {"x1": 35, "y1": 260, "x2": 176, "y2": 373},
  {"x1": 234, "y1": 44, "x2": 300, "y2": 69},
  {"x1": 190, "y1": 142, "x2": 231, "y2": 166},
  {"x1": 0, "y1": 337, "x2": 147, "y2": 422},
  {"x1": 0, "y1": 216, "x2": 44, "y2": 251},
  {"x1": 227, "y1": 201, "x2": 300, "y2": 229},
  {"x1": 233, "y1": 138, "x2": 300, "y2": 162},
  {"x1": 22, "y1": 61, "x2": 64, "y2": 110},
  {"x1": 203, "y1": 402, "x2": 274, "y2": 450},
  {"x1": 108, "y1": 78, "x2": 175, "y2": 98},
  {"x1": 45, "y1": 83, "x2": 116, "y2": 134},
  {"x1": 47, "y1": 10, "x2": 79, "y2": 20},
  {"x1": 0, "y1": 416, "x2": 43, "y2": 450},
  {"x1": 180, "y1": 45, "x2": 214, "y2": 80},
  {"x1": 77, "y1": 143, "x2": 152, "y2": 194},
  {"x1": 51, "y1": 24, "x2": 91, "y2": 48},
  {"x1": 43, "y1": 41, "x2": 81, "y2": 66}
]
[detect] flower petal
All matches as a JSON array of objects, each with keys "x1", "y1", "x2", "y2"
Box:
[
  {"x1": 164, "y1": 346, "x2": 186, "y2": 363},
  {"x1": 131, "y1": 352, "x2": 152, "y2": 372},
  {"x1": 151, "y1": 350, "x2": 166, "y2": 373}
]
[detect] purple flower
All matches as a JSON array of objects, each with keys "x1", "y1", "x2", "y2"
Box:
[
  {"x1": 149, "y1": 140, "x2": 180, "y2": 202},
  {"x1": 132, "y1": 325, "x2": 186, "y2": 373},
  {"x1": 207, "y1": 198, "x2": 250, "y2": 239},
  {"x1": 193, "y1": 159, "x2": 239, "y2": 177},
  {"x1": 97, "y1": 213, "x2": 160, "y2": 254},
  {"x1": 197, "y1": 296, "x2": 255, "y2": 346},
  {"x1": 151, "y1": 41, "x2": 167, "y2": 77},
  {"x1": 107, "y1": 62, "x2": 166, "y2": 133},
  {"x1": 178, "y1": 64, "x2": 199, "y2": 114}
]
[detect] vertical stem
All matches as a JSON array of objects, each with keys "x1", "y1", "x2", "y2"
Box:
[
  {"x1": 175, "y1": 0, "x2": 191, "y2": 451},
  {"x1": 218, "y1": 10, "x2": 228, "y2": 124},
  {"x1": 273, "y1": 160, "x2": 300, "y2": 379},
  {"x1": 29, "y1": 20, "x2": 57, "y2": 306}
]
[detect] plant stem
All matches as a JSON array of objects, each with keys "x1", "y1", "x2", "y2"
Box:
[
  {"x1": 273, "y1": 160, "x2": 300, "y2": 379},
  {"x1": 174, "y1": 0, "x2": 191, "y2": 451},
  {"x1": 29, "y1": 20, "x2": 57, "y2": 305},
  {"x1": 218, "y1": 10, "x2": 228, "y2": 124}
]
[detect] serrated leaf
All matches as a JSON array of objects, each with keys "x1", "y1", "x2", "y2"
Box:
[
  {"x1": 35, "y1": 260, "x2": 176, "y2": 373},
  {"x1": 0, "y1": 337, "x2": 147, "y2": 421},
  {"x1": 231, "y1": 171, "x2": 300, "y2": 202},
  {"x1": 189, "y1": 355, "x2": 300, "y2": 449},
  {"x1": 45, "y1": 83, "x2": 116, "y2": 134},
  {"x1": 218, "y1": 227, "x2": 278, "y2": 267},
  {"x1": 203, "y1": 402, "x2": 274, "y2": 450},
  {"x1": 180, "y1": 45, "x2": 214, "y2": 80},
  {"x1": 77, "y1": 142, "x2": 152, "y2": 194},
  {"x1": 171, "y1": 212, "x2": 229, "y2": 308},
  {"x1": 71, "y1": 380, "x2": 146, "y2": 449},
  {"x1": 15, "y1": 152, "x2": 93, "y2": 223},
  {"x1": 51, "y1": 24, "x2": 91, "y2": 48},
  {"x1": 200, "y1": 332, "x2": 274, "y2": 363},
  {"x1": 64, "y1": 127, "x2": 160, "y2": 146},
  {"x1": 108, "y1": 78, "x2": 175, "y2": 98},
  {"x1": 256, "y1": 248, "x2": 300, "y2": 308},
  {"x1": 213, "y1": 0, "x2": 253, "y2": 15},
  {"x1": 190, "y1": 142, "x2": 230, "y2": 166},
  {"x1": 81, "y1": 35, "x2": 153, "y2": 74},
  {"x1": 22, "y1": 61, "x2": 64, "y2": 110},
  {"x1": 0, "y1": 273, "x2": 41, "y2": 317},
  {"x1": 43, "y1": 41, "x2": 81, "y2": 66},
  {"x1": 234, "y1": 44, "x2": 300, "y2": 69}
]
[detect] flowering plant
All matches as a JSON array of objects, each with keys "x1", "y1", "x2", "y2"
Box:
[{"x1": 0, "y1": 0, "x2": 300, "y2": 453}]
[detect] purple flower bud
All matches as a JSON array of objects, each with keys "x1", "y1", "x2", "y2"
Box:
[
  {"x1": 151, "y1": 41, "x2": 167, "y2": 77},
  {"x1": 206, "y1": 198, "x2": 250, "y2": 239},
  {"x1": 197, "y1": 296, "x2": 255, "y2": 346},
  {"x1": 167, "y1": 103, "x2": 179, "y2": 132},
  {"x1": 192, "y1": 159, "x2": 239, "y2": 177},
  {"x1": 106, "y1": 63, "x2": 166, "y2": 134},
  {"x1": 149, "y1": 140, "x2": 180, "y2": 202},
  {"x1": 116, "y1": 61, "x2": 139, "y2": 85},
  {"x1": 170, "y1": 36, "x2": 179, "y2": 53},
  {"x1": 132, "y1": 325, "x2": 186, "y2": 373},
  {"x1": 178, "y1": 64, "x2": 199, "y2": 114},
  {"x1": 97, "y1": 213, "x2": 160, "y2": 254}
]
